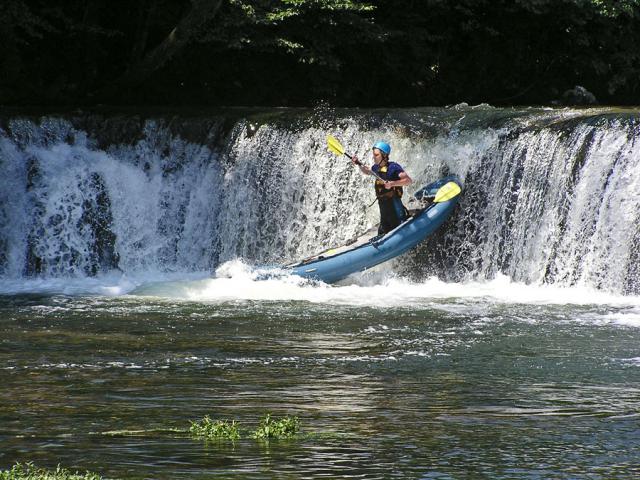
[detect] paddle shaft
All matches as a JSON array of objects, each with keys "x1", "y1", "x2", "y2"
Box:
[
  {"x1": 346, "y1": 153, "x2": 388, "y2": 183},
  {"x1": 326, "y1": 135, "x2": 401, "y2": 185}
]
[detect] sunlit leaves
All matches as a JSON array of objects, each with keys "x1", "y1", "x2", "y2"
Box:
[
  {"x1": 189, "y1": 414, "x2": 302, "y2": 441},
  {"x1": 252, "y1": 414, "x2": 300, "y2": 440},
  {"x1": 189, "y1": 416, "x2": 242, "y2": 440}
]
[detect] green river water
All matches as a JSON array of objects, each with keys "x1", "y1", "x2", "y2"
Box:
[{"x1": 2, "y1": 277, "x2": 640, "y2": 479}]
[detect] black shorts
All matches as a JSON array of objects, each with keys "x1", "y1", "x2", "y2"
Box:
[{"x1": 378, "y1": 196, "x2": 407, "y2": 234}]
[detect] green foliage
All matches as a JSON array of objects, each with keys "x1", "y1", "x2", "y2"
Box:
[
  {"x1": 589, "y1": 0, "x2": 640, "y2": 17},
  {"x1": 200, "y1": 0, "x2": 376, "y2": 62},
  {"x1": 252, "y1": 414, "x2": 300, "y2": 440},
  {"x1": 189, "y1": 415, "x2": 241, "y2": 440},
  {"x1": 189, "y1": 414, "x2": 302, "y2": 442},
  {"x1": 2, "y1": 0, "x2": 640, "y2": 106},
  {"x1": 0, "y1": 462, "x2": 102, "y2": 480},
  {"x1": 0, "y1": 1, "x2": 54, "y2": 42}
]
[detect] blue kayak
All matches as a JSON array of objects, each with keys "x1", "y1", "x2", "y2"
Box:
[{"x1": 285, "y1": 175, "x2": 463, "y2": 284}]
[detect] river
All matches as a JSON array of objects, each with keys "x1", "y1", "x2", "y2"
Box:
[{"x1": 1, "y1": 106, "x2": 639, "y2": 478}]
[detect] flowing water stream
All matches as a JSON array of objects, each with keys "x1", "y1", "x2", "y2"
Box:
[{"x1": 1, "y1": 106, "x2": 640, "y2": 478}]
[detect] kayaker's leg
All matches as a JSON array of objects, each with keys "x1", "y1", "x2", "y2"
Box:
[
  {"x1": 392, "y1": 196, "x2": 409, "y2": 222},
  {"x1": 378, "y1": 197, "x2": 402, "y2": 234}
]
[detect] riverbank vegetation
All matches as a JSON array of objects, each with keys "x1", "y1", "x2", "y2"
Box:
[
  {"x1": 0, "y1": 463, "x2": 103, "y2": 480},
  {"x1": 2, "y1": 0, "x2": 638, "y2": 107}
]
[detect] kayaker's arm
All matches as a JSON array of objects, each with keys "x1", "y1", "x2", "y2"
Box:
[
  {"x1": 359, "y1": 164, "x2": 373, "y2": 175},
  {"x1": 384, "y1": 171, "x2": 413, "y2": 189},
  {"x1": 351, "y1": 155, "x2": 373, "y2": 175}
]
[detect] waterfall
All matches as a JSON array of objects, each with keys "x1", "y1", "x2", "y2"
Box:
[
  {"x1": 0, "y1": 107, "x2": 638, "y2": 293},
  {"x1": 422, "y1": 110, "x2": 640, "y2": 294}
]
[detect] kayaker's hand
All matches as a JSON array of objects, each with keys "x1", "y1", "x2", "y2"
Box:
[
  {"x1": 384, "y1": 181, "x2": 394, "y2": 189},
  {"x1": 351, "y1": 155, "x2": 362, "y2": 166}
]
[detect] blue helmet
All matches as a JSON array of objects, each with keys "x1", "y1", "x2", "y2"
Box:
[{"x1": 372, "y1": 141, "x2": 391, "y2": 155}]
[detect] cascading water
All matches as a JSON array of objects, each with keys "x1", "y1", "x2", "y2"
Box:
[
  {"x1": 427, "y1": 110, "x2": 640, "y2": 294},
  {"x1": 0, "y1": 106, "x2": 639, "y2": 294}
]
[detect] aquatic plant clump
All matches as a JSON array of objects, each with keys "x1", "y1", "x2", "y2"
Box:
[
  {"x1": 189, "y1": 416, "x2": 241, "y2": 440},
  {"x1": 0, "y1": 462, "x2": 103, "y2": 480},
  {"x1": 252, "y1": 414, "x2": 300, "y2": 440}
]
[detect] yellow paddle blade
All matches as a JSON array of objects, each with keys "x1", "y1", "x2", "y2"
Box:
[
  {"x1": 327, "y1": 135, "x2": 346, "y2": 156},
  {"x1": 434, "y1": 181, "x2": 462, "y2": 203}
]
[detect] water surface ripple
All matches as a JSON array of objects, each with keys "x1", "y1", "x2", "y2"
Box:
[{"x1": 2, "y1": 291, "x2": 640, "y2": 479}]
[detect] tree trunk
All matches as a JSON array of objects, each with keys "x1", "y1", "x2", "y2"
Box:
[
  {"x1": 129, "y1": 0, "x2": 154, "y2": 69},
  {"x1": 102, "y1": 0, "x2": 223, "y2": 95},
  {"x1": 82, "y1": 0, "x2": 101, "y2": 96}
]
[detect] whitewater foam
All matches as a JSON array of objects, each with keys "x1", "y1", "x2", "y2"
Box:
[
  {"x1": 123, "y1": 261, "x2": 640, "y2": 309},
  {"x1": 4, "y1": 257, "x2": 640, "y2": 319},
  {"x1": 2, "y1": 111, "x2": 640, "y2": 294}
]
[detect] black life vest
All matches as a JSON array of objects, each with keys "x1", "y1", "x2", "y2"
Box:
[{"x1": 373, "y1": 163, "x2": 403, "y2": 199}]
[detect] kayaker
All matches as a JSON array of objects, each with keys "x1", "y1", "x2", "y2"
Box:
[{"x1": 352, "y1": 141, "x2": 413, "y2": 234}]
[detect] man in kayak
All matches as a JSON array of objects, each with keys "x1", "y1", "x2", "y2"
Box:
[{"x1": 352, "y1": 141, "x2": 413, "y2": 234}]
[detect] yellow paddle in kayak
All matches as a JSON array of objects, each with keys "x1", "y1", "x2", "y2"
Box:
[{"x1": 433, "y1": 181, "x2": 462, "y2": 203}]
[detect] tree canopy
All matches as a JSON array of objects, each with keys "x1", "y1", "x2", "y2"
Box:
[{"x1": 1, "y1": 0, "x2": 639, "y2": 106}]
